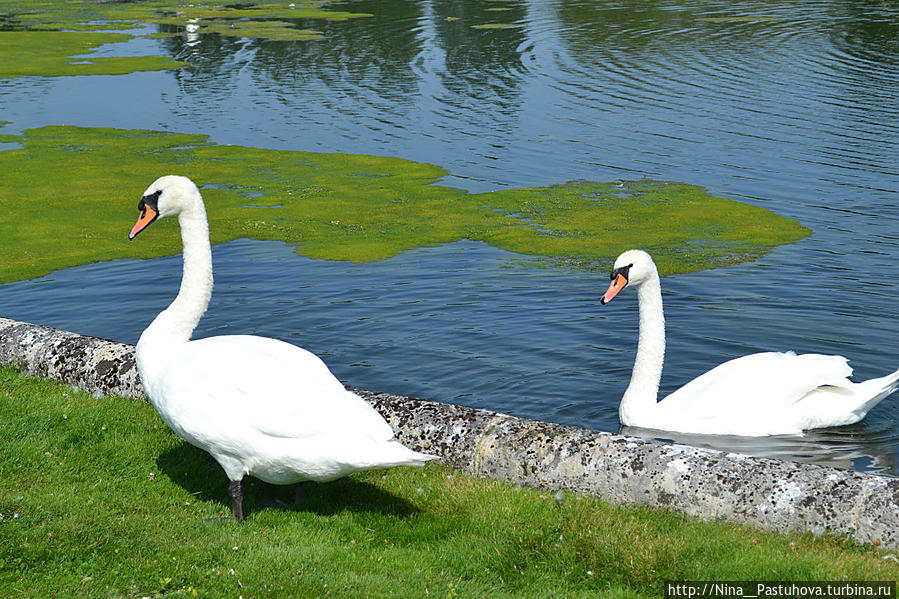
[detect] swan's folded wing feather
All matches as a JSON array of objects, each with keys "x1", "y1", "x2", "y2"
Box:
[
  {"x1": 159, "y1": 335, "x2": 394, "y2": 443},
  {"x1": 660, "y1": 352, "x2": 854, "y2": 427}
]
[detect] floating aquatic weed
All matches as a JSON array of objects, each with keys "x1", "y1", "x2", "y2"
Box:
[
  {"x1": 472, "y1": 22, "x2": 520, "y2": 29},
  {"x1": 0, "y1": 125, "x2": 809, "y2": 284}
]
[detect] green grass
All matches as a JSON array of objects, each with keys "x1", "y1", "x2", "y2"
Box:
[
  {"x1": 0, "y1": 125, "x2": 809, "y2": 284},
  {"x1": 0, "y1": 366, "x2": 896, "y2": 598}
]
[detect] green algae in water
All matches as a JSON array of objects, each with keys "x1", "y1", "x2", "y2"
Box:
[
  {"x1": 472, "y1": 23, "x2": 520, "y2": 30},
  {"x1": 0, "y1": 30, "x2": 185, "y2": 79},
  {"x1": 1, "y1": 0, "x2": 369, "y2": 79},
  {"x1": 200, "y1": 20, "x2": 324, "y2": 42},
  {"x1": 148, "y1": 3, "x2": 371, "y2": 24},
  {"x1": 0, "y1": 0, "x2": 371, "y2": 43},
  {"x1": 697, "y1": 16, "x2": 779, "y2": 23},
  {"x1": 0, "y1": 126, "x2": 809, "y2": 284}
]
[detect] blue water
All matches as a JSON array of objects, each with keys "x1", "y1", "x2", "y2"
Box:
[{"x1": 2, "y1": 0, "x2": 898, "y2": 473}]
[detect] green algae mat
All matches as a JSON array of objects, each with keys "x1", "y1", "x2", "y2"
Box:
[
  {"x1": 0, "y1": 0, "x2": 368, "y2": 33},
  {"x1": 0, "y1": 30, "x2": 185, "y2": 78},
  {"x1": 0, "y1": 0, "x2": 372, "y2": 79},
  {"x1": 0, "y1": 125, "x2": 808, "y2": 284}
]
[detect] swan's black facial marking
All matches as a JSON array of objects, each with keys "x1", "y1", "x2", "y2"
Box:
[
  {"x1": 610, "y1": 263, "x2": 633, "y2": 283},
  {"x1": 138, "y1": 189, "x2": 162, "y2": 215}
]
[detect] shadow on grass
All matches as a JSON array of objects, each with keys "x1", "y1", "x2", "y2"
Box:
[{"x1": 156, "y1": 441, "x2": 419, "y2": 520}]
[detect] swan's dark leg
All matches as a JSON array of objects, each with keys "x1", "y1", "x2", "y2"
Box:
[
  {"x1": 229, "y1": 478, "x2": 244, "y2": 521},
  {"x1": 294, "y1": 482, "x2": 306, "y2": 505}
]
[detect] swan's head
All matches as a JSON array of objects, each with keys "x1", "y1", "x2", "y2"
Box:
[
  {"x1": 129, "y1": 175, "x2": 202, "y2": 240},
  {"x1": 600, "y1": 249, "x2": 657, "y2": 304}
]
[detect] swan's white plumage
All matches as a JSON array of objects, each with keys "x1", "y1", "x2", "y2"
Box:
[
  {"x1": 603, "y1": 249, "x2": 899, "y2": 436},
  {"x1": 146, "y1": 335, "x2": 416, "y2": 483},
  {"x1": 130, "y1": 175, "x2": 436, "y2": 516}
]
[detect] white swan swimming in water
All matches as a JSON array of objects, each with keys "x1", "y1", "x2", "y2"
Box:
[
  {"x1": 600, "y1": 249, "x2": 899, "y2": 436},
  {"x1": 129, "y1": 175, "x2": 437, "y2": 520}
]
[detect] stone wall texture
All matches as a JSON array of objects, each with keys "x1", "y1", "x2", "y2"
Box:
[{"x1": 2, "y1": 316, "x2": 897, "y2": 547}]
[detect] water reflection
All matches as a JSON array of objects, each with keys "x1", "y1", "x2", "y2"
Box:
[
  {"x1": 431, "y1": 0, "x2": 528, "y2": 106},
  {"x1": 622, "y1": 423, "x2": 898, "y2": 474}
]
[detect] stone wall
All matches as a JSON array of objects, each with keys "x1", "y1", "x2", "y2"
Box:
[{"x1": 2, "y1": 316, "x2": 897, "y2": 547}]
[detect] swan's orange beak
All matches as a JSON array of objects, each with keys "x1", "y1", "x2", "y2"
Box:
[
  {"x1": 601, "y1": 273, "x2": 628, "y2": 305},
  {"x1": 129, "y1": 204, "x2": 158, "y2": 240}
]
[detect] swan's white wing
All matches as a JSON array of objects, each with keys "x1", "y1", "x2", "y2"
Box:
[
  {"x1": 155, "y1": 335, "x2": 394, "y2": 444},
  {"x1": 149, "y1": 334, "x2": 435, "y2": 484},
  {"x1": 657, "y1": 352, "x2": 854, "y2": 435}
]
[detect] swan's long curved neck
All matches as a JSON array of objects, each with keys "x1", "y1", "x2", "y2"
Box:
[
  {"x1": 619, "y1": 272, "x2": 665, "y2": 426},
  {"x1": 139, "y1": 203, "x2": 212, "y2": 352}
]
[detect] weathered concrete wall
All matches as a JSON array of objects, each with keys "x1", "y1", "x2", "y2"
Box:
[
  {"x1": 2, "y1": 316, "x2": 898, "y2": 547},
  {"x1": 0, "y1": 317, "x2": 143, "y2": 398}
]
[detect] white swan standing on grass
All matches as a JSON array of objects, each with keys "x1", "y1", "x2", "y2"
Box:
[
  {"x1": 600, "y1": 249, "x2": 899, "y2": 436},
  {"x1": 129, "y1": 175, "x2": 437, "y2": 521}
]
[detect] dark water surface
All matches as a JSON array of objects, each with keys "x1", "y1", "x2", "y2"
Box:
[{"x1": 2, "y1": 1, "x2": 898, "y2": 473}]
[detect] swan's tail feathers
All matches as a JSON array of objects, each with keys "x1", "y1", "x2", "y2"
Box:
[
  {"x1": 296, "y1": 439, "x2": 441, "y2": 482},
  {"x1": 390, "y1": 441, "x2": 442, "y2": 467},
  {"x1": 852, "y1": 367, "x2": 899, "y2": 420},
  {"x1": 364, "y1": 439, "x2": 441, "y2": 469}
]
